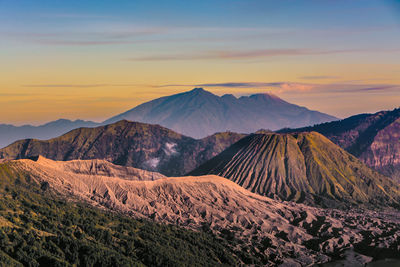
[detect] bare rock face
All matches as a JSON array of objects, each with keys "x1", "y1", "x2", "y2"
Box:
[
  {"x1": 359, "y1": 118, "x2": 400, "y2": 182},
  {"x1": 280, "y1": 108, "x2": 400, "y2": 182},
  {"x1": 189, "y1": 132, "x2": 400, "y2": 208},
  {"x1": 0, "y1": 120, "x2": 245, "y2": 176},
  {"x1": 1, "y1": 157, "x2": 399, "y2": 266}
]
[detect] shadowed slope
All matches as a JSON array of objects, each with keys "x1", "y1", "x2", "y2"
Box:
[
  {"x1": 189, "y1": 132, "x2": 400, "y2": 208},
  {"x1": 279, "y1": 108, "x2": 400, "y2": 182},
  {"x1": 0, "y1": 120, "x2": 245, "y2": 176}
]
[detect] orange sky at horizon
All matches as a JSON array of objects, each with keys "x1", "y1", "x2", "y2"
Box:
[{"x1": 1, "y1": 0, "x2": 400, "y2": 125}]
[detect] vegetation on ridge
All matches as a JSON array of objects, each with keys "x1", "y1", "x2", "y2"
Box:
[{"x1": 0, "y1": 163, "x2": 237, "y2": 266}]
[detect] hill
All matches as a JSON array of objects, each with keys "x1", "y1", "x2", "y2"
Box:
[
  {"x1": 189, "y1": 132, "x2": 400, "y2": 208},
  {"x1": 105, "y1": 88, "x2": 337, "y2": 138},
  {"x1": 0, "y1": 120, "x2": 245, "y2": 176},
  {"x1": 279, "y1": 108, "x2": 400, "y2": 182},
  {"x1": 0, "y1": 159, "x2": 236, "y2": 266},
  {"x1": 0, "y1": 119, "x2": 100, "y2": 149},
  {"x1": 1, "y1": 157, "x2": 399, "y2": 265}
]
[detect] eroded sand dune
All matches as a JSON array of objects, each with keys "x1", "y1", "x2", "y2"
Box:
[{"x1": 2, "y1": 157, "x2": 400, "y2": 266}]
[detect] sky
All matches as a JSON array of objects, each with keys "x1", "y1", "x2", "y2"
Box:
[{"x1": 1, "y1": 0, "x2": 400, "y2": 125}]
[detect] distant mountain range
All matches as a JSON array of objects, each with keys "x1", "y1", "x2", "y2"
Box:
[
  {"x1": 0, "y1": 120, "x2": 245, "y2": 176},
  {"x1": 279, "y1": 108, "x2": 400, "y2": 182},
  {"x1": 2, "y1": 88, "x2": 399, "y2": 185},
  {"x1": 0, "y1": 88, "x2": 336, "y2": 148},
  {"x1": 0, "y1": 119, "x2": 100, "y2": 148},
  {"x1": 106, "y1": 88, "x2": 337, "y2": 138},
  {"x1": 190, "y1": 132, "x2": 400, "y2": 208}
]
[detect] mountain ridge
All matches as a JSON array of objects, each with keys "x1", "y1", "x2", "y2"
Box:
[
  {"x1": 189, "y1": 131, "x2": 400, "y2": 208},
  {"x1": 279, "y1": 108, "x2": 400, "y2": 182},
  {"x1": 0, "y1": 120, "x2": 245, "y2": 176},
  {"x1": 105, "y1": 88, "x2": 337, "y2": 138},
  {"x1": 0, "y1": 88, "x2": 336, "y2": 147}
]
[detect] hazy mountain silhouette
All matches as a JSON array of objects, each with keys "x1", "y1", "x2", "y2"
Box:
[
  {"x1": 0, "y1": 88, "x2": 336, "y2": 147},
  {"x1": 0, "y1": 119, "x2": 100, "y2": 148},
  {"x1": 105, "y1": 88, "x2": 337, "y2": 138}
]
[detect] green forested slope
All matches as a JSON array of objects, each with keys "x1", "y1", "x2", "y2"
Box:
[{"x1": 0, "y1": 163, "x2": 236, "y2": 267}]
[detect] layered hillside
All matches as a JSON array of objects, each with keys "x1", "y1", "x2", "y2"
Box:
[
  {"x1": 1, "y1": 157, "x2": 399, "y2": 265},
  {"x1": 0, "y1": 160, "x2": 236, "y2": 266},
  {"x1": 0, "y1": 120, "x2": 245, "y2": 176},
  {"x1": 189, "y1": 132, "x2": 400, "y2": 208},
  {"x1": 19, "y1": 155, "x2": 165, "y2": 181},
  {"x1": 279, "y1": 108, "x2": 400, "y2": 182},
  {"x1": 105, "y1": 88, "x2": 336, "y2": 138}
]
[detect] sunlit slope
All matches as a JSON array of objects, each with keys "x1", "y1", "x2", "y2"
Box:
[
  {"x1": 0, "y1": 160, "x2": 235, "y2": 266},
  {"x1": 190, "y1": 132, "x2": 400, "y2": 208},
  {"x1": 1, "y1": 157, "x2": 400, "y2": 265}
]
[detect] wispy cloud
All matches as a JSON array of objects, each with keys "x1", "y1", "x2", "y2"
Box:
[
  {"x1": 5, "y1": 23, "x2": 400, "y2": 48},
  {"x1": 22, "y1": 83, "x2": 143, "y2": 88},
  {"x1": 158, "y1": 82, "x2": 315, "y2": 92},
  {"x1": 195, "y1": 82, "x2": 314, "y2": 91},
  {"x1": 32, "y1": 40, "x2": 139, "y2": 46},
  {"x1": 127, "y1": 49, "x2": 317, "y2": 61},
  {"x1": 157, "y1": 82, "x2": 278, "y2": 88},
  {"x1": 334, "y1": 85, "x2": 398, "y2": 92},
  {"x1": 128, "y1": 48, "x2": 399, "y2": 61},
  {"x1": 23, "y1": 81, "x2": 400, "y2": 94},
  {"x1": 158, "y1": 81, "x2": 400, "y2": 94},
  {"x1": 38, "y1": 13, "x2": 112, "y2": 19},
  {"x1": 0, "y1": 93, "x2": 37, "y2": 97},
  {"x1": 3, "y1": 26, "x2": 168, "y2": 46},
  {"x1": 299, "y1": 75, "x2": 340, "y2": 80}
]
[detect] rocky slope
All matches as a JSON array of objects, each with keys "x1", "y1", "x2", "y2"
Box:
[
  {"x1": 0, "y1": 120, "x2": 245, "y2": 176},
  {"x1": 189, "y1": 132, "x2": 400, "y2": 208},
  {"x1": 23, "y1": 155, "x2": 165, "y2": 181},
  {"x1": 279, "y1": 108, "x2": 400, "y2": 182},
  {"x1": 0, "y1": 160, "x2": 237, "y2": 266},
  {"x1": 1, "y1": 157, "x2": 399, "y2": 266},
  {"x1": 105, "y1": 88, "x2": 337, "y2": 138}
]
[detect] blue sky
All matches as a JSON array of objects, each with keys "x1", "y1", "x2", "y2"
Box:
[{"x1": 0, "y1": 0, "x2": 400, "y2": 124}]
